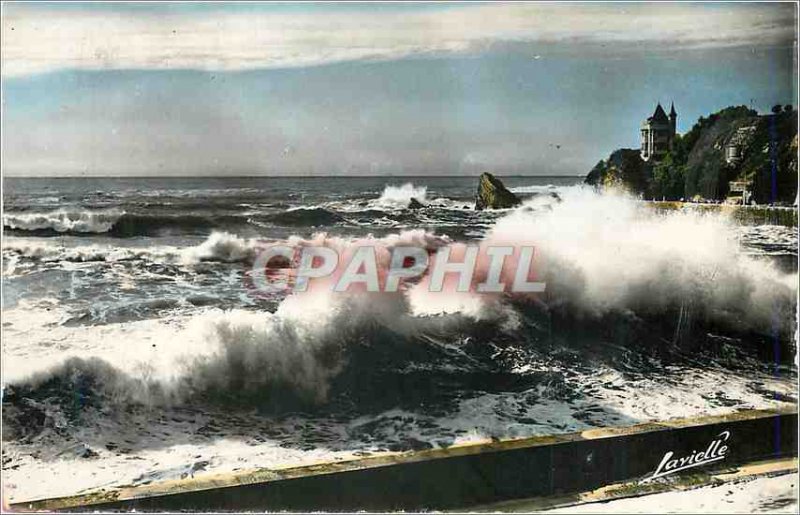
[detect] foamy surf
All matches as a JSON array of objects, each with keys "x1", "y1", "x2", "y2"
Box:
[
  {"x1": 4, "y1": 187, "x2": 796, "y2": 403},
  {"x1": 374, "y1": 183, "x2": 428, "y2": 208},
  {"x1": 3, "y1": 209, "x2": 124, "y2": 233},
  {"x1": 2, "y1": 300, "x2": 795, "y2": 503},
  {"x1": 2, "y1": 180, "x2": 796, "y2": 506}
]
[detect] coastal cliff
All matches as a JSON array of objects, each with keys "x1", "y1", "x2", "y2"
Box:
[{"x1": 586, "y1": 105, "x2": 798, "y2": 205}]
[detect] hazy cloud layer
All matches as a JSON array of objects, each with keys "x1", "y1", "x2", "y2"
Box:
[
  {"x1": 2, "y1": 2, "x2": 795, "y2": 77},
  {"x1": 2, "y1": 3, "x2": 796, "y2": 176}
]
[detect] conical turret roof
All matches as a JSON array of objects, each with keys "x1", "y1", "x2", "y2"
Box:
[{"x1": 651, "y1": 103, "x2": 669, "y2": 123}]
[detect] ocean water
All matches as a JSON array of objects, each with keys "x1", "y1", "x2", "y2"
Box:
[
  {"x1": 2, "y1": 176, "x2": 798, "y2": 502},
  {"x1": 1, "y1": 176, "x2": 576, "y2": 321}
]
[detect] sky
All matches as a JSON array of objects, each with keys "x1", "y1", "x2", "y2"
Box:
[{"x1": 1, "y1": 1, "x2": 797, "y2": 177}]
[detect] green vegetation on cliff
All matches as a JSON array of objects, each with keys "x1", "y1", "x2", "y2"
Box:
[
  {"x1": 586, "y1": 105, "x2": 798, "y2": 204},
  {"x1": 585, "y1": 149, "x2": 647, "y2": 194}
]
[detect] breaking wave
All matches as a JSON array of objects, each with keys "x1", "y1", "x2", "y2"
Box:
[
  {"x1": 2, "y1": 239, "x2": 178, "y2": 266},
  {"x1": 485, "y1": 188, "x2": 797, "y2": 335},
  {"x1": 181, "y1": 231, "x2": 257, "y2": 263},
  {"x1": 3, "y1": 209, "x2": 123, "y2": 234},
  {"x1": 3, "y1": 207, "x2": 354, "y2": 237},
  {"x1": 2, "y1": 209, "x2": 239, "y2": 237},
  {"x1": 3, "y1": 188, "x2": 797, "y2": 426},
  {"x1": 375, "y1": 183, "x2": 428, "y2": 208},
  {"x1": 3, "y1": 232, "x2": 260, "y2": 270}
]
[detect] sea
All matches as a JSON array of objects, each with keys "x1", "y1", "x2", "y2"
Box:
[{"x1": 2, "y1": 175, "x2": 798, "y2": 502}]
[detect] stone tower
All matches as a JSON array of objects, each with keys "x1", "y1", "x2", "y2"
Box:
[
  {"x1": 669, "y1": 102, "x2": 677, "y2": 136},
  {"x1": 640, "y1": 102, "x2": 677, "y2": 162}
]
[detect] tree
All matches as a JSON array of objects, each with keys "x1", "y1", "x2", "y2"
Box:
[
  {"x1": 651, "y1": 153, "x2": 686, "y2": 200},
  {"x1": 771, "y1": 104, "x2": 783, "y2": 115},
  {"x1": 784, "y1": 105, "x2": 793, "y2": 113}
]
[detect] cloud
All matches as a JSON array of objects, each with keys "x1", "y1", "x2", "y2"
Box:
[{"x1": 1, "y1": 2, "x2": 795, "y2": 77}]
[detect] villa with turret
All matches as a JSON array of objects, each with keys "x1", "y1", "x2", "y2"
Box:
[{"x1": 640, "y1": 102, "x2": 677, "y2": 161}]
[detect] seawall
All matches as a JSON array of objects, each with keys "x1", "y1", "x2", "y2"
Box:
[
  {"x1": 11, "y1": 408, "x2": 797, "y2": 512},
  {"x1": 646, "y1": 201, "x2": 798, "y2": 227}
]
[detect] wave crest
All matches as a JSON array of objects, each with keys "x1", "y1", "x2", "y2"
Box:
[
  {"x1": 3, "y1": 188, "x2": 796, "y2": 422},
  {"x1": 486, "y1": 187, "x2": 797, "y2": 335},
  {"x1": 375, "y1": 183, "x2": 428, "y2": 208},
  {"x1": 3, "y1": 209, "x2": 123, "y2": 233},
  {"x1": 2, "y1": 210, "x2": 227, "y2": 237}
]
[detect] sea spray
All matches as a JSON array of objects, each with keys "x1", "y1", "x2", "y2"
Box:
[
  {"x1": 375, "y1": 183, "x2": 428, "y2": 208},
  {"x1": 485, "y1": 187, "x2": 797, "y2": 335},
  {"x1": 181, "y1": 231, "x2": 257, "y2": 264},
  {"x1": 3, "y1": 188, "x2": 797, "y2": 421}
]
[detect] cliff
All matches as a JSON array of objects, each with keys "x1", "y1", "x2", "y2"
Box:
[
  {"x1": 586, "y1": 105, "x2": 798, "y2": 204},
  {"x1": 584, "y1": 149, "x2": 648, "y2": 195}
]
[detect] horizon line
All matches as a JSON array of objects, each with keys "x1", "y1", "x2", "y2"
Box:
[{"x1": 2, "y1": 173, "x2": 587, "y2": 179}]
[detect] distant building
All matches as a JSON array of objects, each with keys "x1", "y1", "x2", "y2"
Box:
[
  {"x1": 725, "y1": 143, "x2": 741, "y2": 165},
  {"x1": 725, "y1": 125, "x2": 757, "y2": 165},
  {"x1": 640, "y1": 102, "x2": 677, "y2": 161},
  {"x1": 728, "y1": 180, "x2": 752, "y2": 204}
]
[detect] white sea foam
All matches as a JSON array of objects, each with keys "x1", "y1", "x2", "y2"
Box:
[
  {"x1": 4, "y1": 188, "x2": 797, "y2": 406},
  {"x1": 2, "y1": 187, "x2": 798, "y2": 505},
  {"x1": 543, "y1": 474, "x2": 797, "y2": 513},
  {"x1": 375, "y1": 183, "x2": 428, "y2": 208},
  {"x1": 4, "y1": 299, "x2": 795, "y2": 503},
  {"x1": 3, "y1": 209, "x2": 123, "y2": 233},
  {"x1": 3, "y1": 232, "x2": 258, "y2": 268},
  {"x1": 2, "y1": 238, "x2": 180, "y2": 266},
  {"x1": 180, "y1": 231, "x2": 257, "y2": 264},
  {"x1": 508, "y1": 184, "x2": 559, "y2": 194},
  {"x1": 483, "y1": 186, "x2": 797, "y2": 333}
]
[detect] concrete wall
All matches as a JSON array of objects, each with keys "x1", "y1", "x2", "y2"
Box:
[{"x1": 14, "y1": 408, "x2": 797, "y2": 512}]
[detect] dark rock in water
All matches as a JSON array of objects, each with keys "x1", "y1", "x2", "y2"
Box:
[
  {"x1": 407, "y1": 197, "x2": 425, "y2": 210},
  {"x1": 475, "y1": 172, "x2": 522, "y2": 210}
]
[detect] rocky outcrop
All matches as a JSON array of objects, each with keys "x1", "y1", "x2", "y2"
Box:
[
  {"x1": 585, "y1": 149, "x2": 648, "y2": 194},
  {"x1": 474, "y1": 172, "x2": 521, "y2": 210},
  {"x1": 407, "y1": 198, "x2": 425, "y2": 210}
]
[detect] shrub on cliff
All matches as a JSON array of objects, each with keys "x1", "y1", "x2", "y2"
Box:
[{"x1": 584, "y1": 149, "x2": 649, "y2": 196}]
